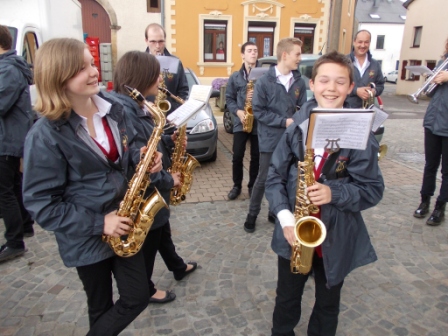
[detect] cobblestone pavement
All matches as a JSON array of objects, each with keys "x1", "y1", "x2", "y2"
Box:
[{"x1": 1, "y1": 104, "x2": 448, "y2": 335}]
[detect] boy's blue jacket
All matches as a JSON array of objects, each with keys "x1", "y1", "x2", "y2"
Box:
[
  {"x1": 108, "y1": 91, "x2": 174, "y2": 229},
  {"x1": 23, "y1": 92, "x2": 141, "y2": 267},
  {"x1": 266, "y1": 99, "x2": 384, "y2": 287},
  {"x1": 252, "y1": 65, "x2": 307, "y2": 152}
]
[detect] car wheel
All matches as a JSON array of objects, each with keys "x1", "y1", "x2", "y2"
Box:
[{"x1": 223, "y1": 109, "x2": 233, "y2": 134}]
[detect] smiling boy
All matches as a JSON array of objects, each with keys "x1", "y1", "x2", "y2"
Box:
[
  {"x1": 243, "y1": 37, "x2": 307, "y2": 233},
  {"x1": 265, "y1": 51, "x2": 384, "y2": 336}
]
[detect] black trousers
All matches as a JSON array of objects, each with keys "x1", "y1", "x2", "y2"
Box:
[
  {"x1": 421, "y1": 128, "x2": 448, "y2": 202},
  {"x1": 76, "y1": 253, "x2": 149, "y2": 336},
  {"x1": 272, "y1": 255, "x2": 344, "y2": 336},
  {"x1": 142, "y1": 221, "x2": 187, "y2": 296},
  {"x1": 232, "y1": 131, "x2": 259, "y2": 189},
  {"x1": 0, "y1": 156, "x2": 33, "y2": 248}
]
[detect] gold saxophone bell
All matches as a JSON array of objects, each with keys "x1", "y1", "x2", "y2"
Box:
[
  {"x1": 156, "y1": 78, "x2": 172, "y2": 114},
  {"x1": 378, "y1": 144, "x2": 388, "y2": 161},
  {"x1": 291, "y1": 216, "x2": 327, "y2": 274}
]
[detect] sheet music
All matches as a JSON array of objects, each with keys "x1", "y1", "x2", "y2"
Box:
[
  {"x1": 189, "y1": 85, "x2": 212, "y2": 102},
  {"x1": 166, "y1": 99, "x2": 204, "y2": 127},
  {"x1": 371, "y1": 106, "x2": 389, "y2": 132},
  {"x1": 310, "y1": 113, "x2": 374, "y2": 150}
]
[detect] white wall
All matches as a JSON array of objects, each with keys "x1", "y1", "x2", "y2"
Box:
[
  {"x1": 107, "y1": 0, "x2": 161, "y2": 59},
  {"x1": 359, "y1": 22, "x2": 404, "y2": 76}
]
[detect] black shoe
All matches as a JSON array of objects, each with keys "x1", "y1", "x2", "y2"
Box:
[
  {"x1": 149, "y1": 290, "x2": 176, "y2": 304},
  {"x1": 426, "y1": 201, "x2": 446, "y2": 226},
  {"x1": 23, "y1": 230, "x2": 35, "y2": 238},
  {"x1": 244, "y1": 214, "x2": 257, "y2": 233},
  {"x1": 268, "y1": 212, "x2": 276, "y2": 224},
  {"x1": 414, "y1": 195, "x2": 431, "y2": 218},
  {"x1": 248, "y1": 187, "x2": 253, "y2": 198},
  {"x1": 174, "y1": 261, "x2": 198, "y2": 281},
  {"x1": 0, "y1": 245, "x2": 25, "y2": 263},
  {"x1": 228, "y1": 187, "x2": 241, "y2": 200}
]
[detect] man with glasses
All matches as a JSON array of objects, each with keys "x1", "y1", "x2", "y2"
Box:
[{"x1": 144, "y1": 23, "x2": 189, "y2": 115}]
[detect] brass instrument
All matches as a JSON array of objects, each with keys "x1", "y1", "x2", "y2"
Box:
[
  {"x1": 290, "y1": 147, "x2": 327, "y2": 274},
  {"x1": 159, "y1": 87, "x2": 201, "y2": 205},
  {"x1": 242, "y1": 79, "x2": 254, "y2": 133},
  {"x1": 156, "y1": 78, "x2": 171, "y2": 114},
  {"x1": 102, "y1": 85, "x2": 168, "y2": 257},
  {"x1": 362, "y1": 87, "x2": 375, "y2": 109},
  {"x1": 407, "y1": 57, "x2": 448, "y2": 104}
]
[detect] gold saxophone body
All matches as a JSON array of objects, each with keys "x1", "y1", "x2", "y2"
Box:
[
  {"x1": 102, "y1": 85, "x2": 168, "y2": 257},
  {"x1": 158, "y1": 87, "x2": 201, "y2": 205},
  {"x1": 242, "y1": 79, "x2": 254, "y2": 133},
  {"x1": 290, "y1": 148, "x2": 327, "y2": 274},
  {"x1": 155, "y1": 77, "x2": 171, "y2": 114}
]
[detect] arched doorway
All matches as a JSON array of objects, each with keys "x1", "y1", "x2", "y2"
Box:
[{"x1": 79, "y1": 0, "x2": 111, "y2": 43}]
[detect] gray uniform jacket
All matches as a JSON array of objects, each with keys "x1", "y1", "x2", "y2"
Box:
[
  {"x1": 265, "y1": 99, "x2": 384, "y2": 287},
  {"x1": 23, "y1": 93, "x2": 141, "y2": 267},
  {"x1": 252, "y1": 66, "x2": 307, "y2": 152},
  {"x1": 145, "y1": 48, "x2": 189, "y2": 114},
  {"x1": 109, "y1": 91, "x2": 174, "y2": 229},
  {"x1": 346, "y1": 50, "x2": 385, "y2": 108},
  {"x1": 0, "y1": 50, "x2": 34, "y2": 157},
  {"x1": 225, "y1": 62, "x2": 258, "y2": 134},
  {"x1": 423, "y1": 55, "x2": 448, "y2": 137}
]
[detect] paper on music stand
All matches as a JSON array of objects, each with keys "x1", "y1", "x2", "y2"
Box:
[
  {"x1": 248, "y1": 67, "x2": 268, "y2": 81},
  {"x1": 405, "y1": 65, "x2": 433, "y2": 76},
  {"x1": 371, "y1": 105, "x2": 389, "y2": 132},
  {"x1": 166, "y1": 85, "x2": 212, "y2": 127},
  {"x1": 308, "y1": 108, "x2": 374, "y2": 150}
]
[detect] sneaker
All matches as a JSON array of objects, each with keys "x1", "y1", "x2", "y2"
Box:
[
  {"x1": 244, "y1": 214, "x2": 257, "y2": 233},
  {"x1": 0, "y1": 245, "x2": 26, "y2": 263},
  {"x1": 227, "y1": 187, "x2": 241, "y2": 200}
]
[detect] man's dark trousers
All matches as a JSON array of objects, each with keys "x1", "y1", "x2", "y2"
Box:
[
  {"x1": 0, "y1": 156, "x2": 32, "y2": 249},
  {"x1": 232, "y1": 132, "x2": 259, "y2": 189}
]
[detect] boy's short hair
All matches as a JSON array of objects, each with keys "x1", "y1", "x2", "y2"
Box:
[
  {"x1": 276, "y1": 37, "x2": 302, "y2": 62},
  {"x1": 0, "y1": 25, "x2": 12, "y2": 50},
  {"x1": 34, "y1": 38, "x2": 87, "y2": 120},
  {"x1": 145, "y1": 23, "x2": 166, "y2": 39},
  {"x1": 113, "y1": 51, "x2": 160, "y2": 95},
  {"x1": 241, "y1": 41, "x2": 257, "y2": 54},
  {"x1": 311, "y1": 50, "x2": 354, "y2": 84}
]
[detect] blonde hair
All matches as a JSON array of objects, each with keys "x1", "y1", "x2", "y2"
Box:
[
  {"x1": 276, "y1": 37, "x2": 303, "y2": 62},
  {"x1": 34, "y1": 38, "x2": 86, "y2": 120}
]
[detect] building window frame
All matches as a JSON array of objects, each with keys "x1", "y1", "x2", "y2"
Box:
[
  {"x1": 197, "y1": 14, "x2": 234, "y2": 75},
  {"x1": 289, "y1": 17, "x2": 321, "y2": 54},
  {"x1": 376, "y1": 35, "x2": 385, "y2": 50},
  {"x1": 412, "y1": 26, "x2": 422, "y2": 48},
  {"x1": 204, "y1": 20, "x2": 227, "y2": 63},
  {"x1": 147, "y1": 0, "x2": 160, "y2": 13}
]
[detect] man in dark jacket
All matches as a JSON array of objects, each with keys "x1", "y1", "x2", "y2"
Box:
[
  {"x1": 144, "y1": 23, "x2": 189, "y2": 115},
  {"x1": 243, "y1": 37, "x2": 307, "y2": 233},
  {"x1": 226, "y1": 41, "x2": 260, "y2": 200},
  {"x1": 346, "y1": 30, "x2": 384, "y2": 108},
  {"x1": 0, "y1": 25, "x2": 34, "y2": 263}
]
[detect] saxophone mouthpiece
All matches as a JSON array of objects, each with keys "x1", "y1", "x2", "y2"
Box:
[{"x1": 124, "y1": 85, "x2": 144, "y2": 103}]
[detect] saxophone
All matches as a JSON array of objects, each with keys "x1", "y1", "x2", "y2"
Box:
[
  {"x1": 290, "y1": 148, "x2": 327, "y2": 274},
  {"x1": 242, "y1": 79, "x2": 254, "y2": 133},
  {"x1": 158, "y1": 87, "x2": 201, "y2": 205},
  {"x1": 155, "y1": 76, "x2": 171, "y2": 114},
  {"x1": 102, "y1": 85, "x2": 168, "y2": 257}
]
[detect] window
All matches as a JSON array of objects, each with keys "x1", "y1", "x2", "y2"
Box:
[
  {"x1": 427, "y1": 61, "x2": 436, "y2": 71},
  {"x1": 147, "y1": 0, "x2": 160, "y2": 13},
  {"x1": 204, "y1": 20, "x2": 227, "y2": 62},
  {"x1": 22, "y1": 32, "x2": 39, "y2": 69},
  {"x1": 412, "y1": 26, "x2": 422, "y2": 47},
  {"x1": 369, "y1": 14, "x2": 380, "y2": 19},
  {"x1": 376, "y1": 35, "x2": 385, "y2": 49},
  {"x1": 408, "y1": 59, "x2": 422, "y2": 80}
]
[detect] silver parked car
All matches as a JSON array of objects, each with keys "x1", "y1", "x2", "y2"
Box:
[
  {"x1": 184, "y1": 68, "x2": 220, "y2": 162},
  {"x1": 384, "y1": 70, "x2": 398, "y2": 84}
]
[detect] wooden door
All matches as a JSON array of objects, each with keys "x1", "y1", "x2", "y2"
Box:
[
  {"x1": 248, "y1": 32, "x2": 274, "y2": 57},
  {"x1": 79, "y1": 0, "x2": 111, "y2": 43}
]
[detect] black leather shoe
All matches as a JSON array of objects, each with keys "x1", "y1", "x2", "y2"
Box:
[
  {"x1": 414, "y1": 196, "x2": 431, "y2": 218},
  {"x1": 228, "y1": 187, "x2": 241, "y2": 200},
  {"x1": 268, "y1": 212, "x2": 276, "y2": 224},
  {"x1": 426, "y1": 201, "x2": 446, "y2": 226},
  {"x1": 23, "y1": 230, "x2": 35, "y2": 238},
  {"x1": 149, "y1": 290, "x2": 176, "y2": 304},
  {"x1": 244, "y1": 214, "x2": 257, "y2": 233},
  {"x1": 174, "y1": 261, "x2": 198, "y2": 281},
  {"x1": 0, "y1": 245, "x2": 25, "y2": 263}
]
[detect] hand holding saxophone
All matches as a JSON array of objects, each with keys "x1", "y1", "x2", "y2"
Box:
[
  {"x1": 103, "y1": 210, "x2": 133, "y2": 237},
  {"x1": 140, "y1": 148, "x2": 163, "y2": 173},
  {"x1": 307, "y1": 182, "x2": 332, "y2": 206},
  {"x1": 171, "y1": 172, "x2": 181, "y2": 187},
  {"x1": 236, "y1": 109, "x2": 245, "y2": 122},
  {"x1": 282, "y1": 226, "x2": 296, "y2": 247},
  {"x1": 171, "y1": 130, "x2": 187, "y2": 149}
]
